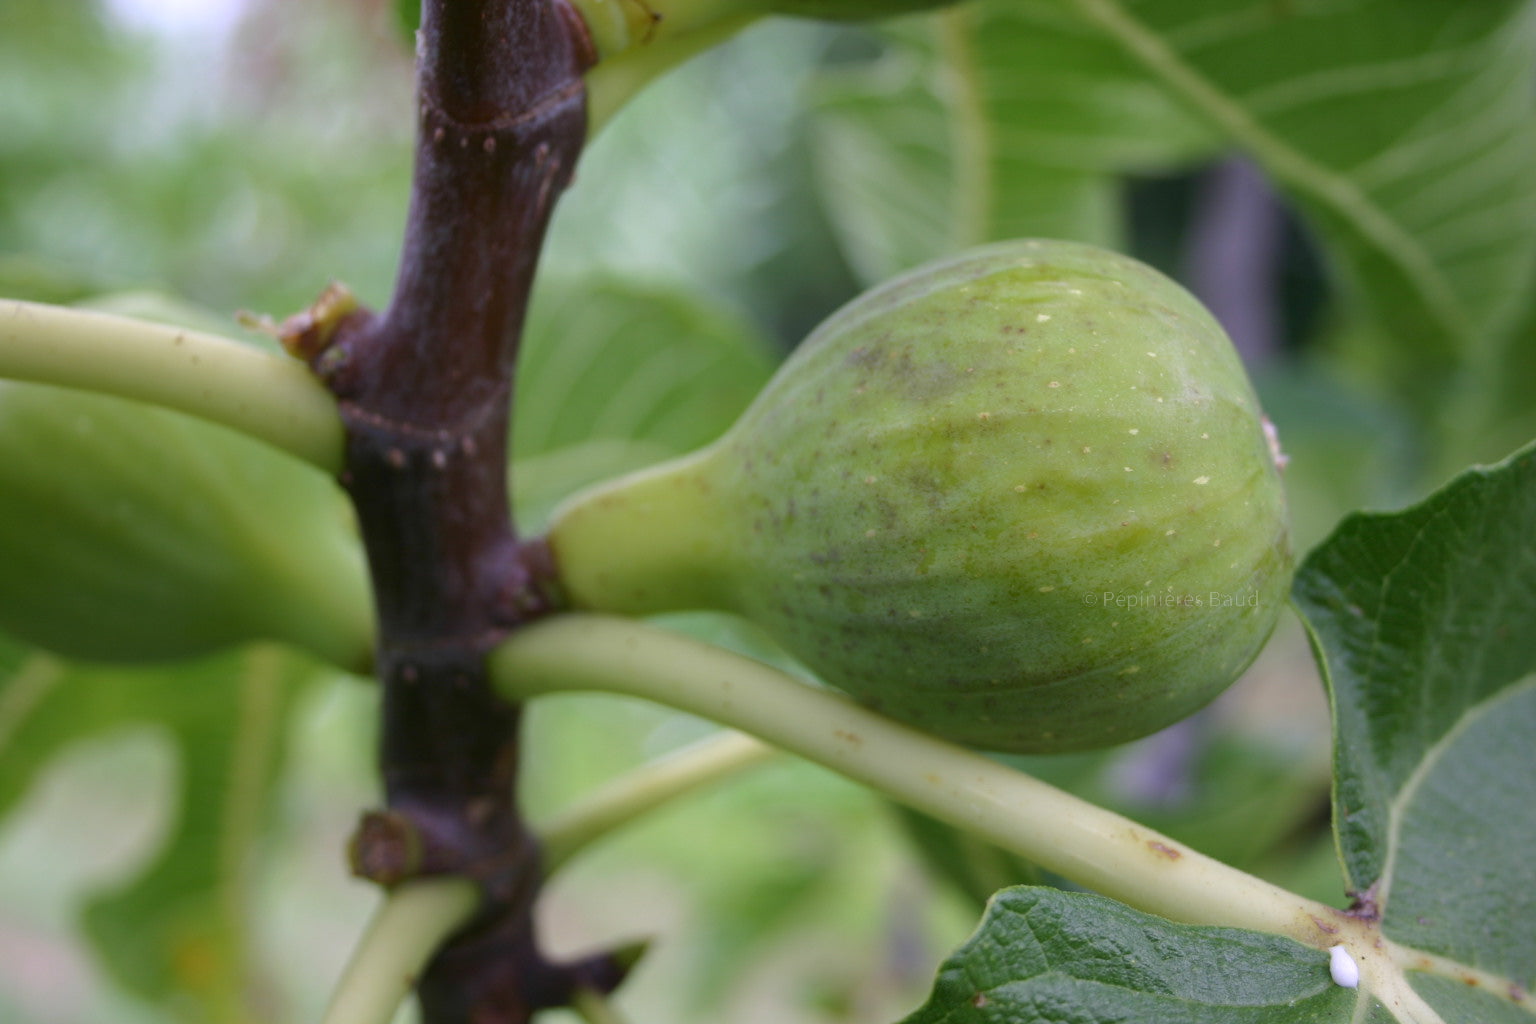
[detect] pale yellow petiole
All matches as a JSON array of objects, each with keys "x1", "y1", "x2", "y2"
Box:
[
  {"x1": 538, "y1": 729, "x2": 778, "y2": 871},
  {"x1": 492, "y1": 613, "x2": 1355, "y2": 948},
  {"x1": 0, "y1": 299, "x2": 343, "y2": 472},
  {"x1": 318, "y1": 878, "x2": 479, "y2": 1024}
]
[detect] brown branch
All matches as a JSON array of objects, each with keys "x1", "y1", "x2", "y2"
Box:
[{"x1": 289, "y1": 1, "x2": 627, "y2": 1020}]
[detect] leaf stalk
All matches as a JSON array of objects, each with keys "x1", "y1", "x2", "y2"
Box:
[
  {"x1": 493, "y1": 613, "x2": 1355, "y2": 948},
  {"x1": 0, "y1": 299, "x2": 343, "y2": 471}
]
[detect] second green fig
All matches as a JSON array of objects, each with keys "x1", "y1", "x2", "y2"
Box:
[
  {"x1": 0, "y1": 373, "x2": 371, "y2": 670},
  {"x1": 547, "y1": 240, "x2": 1292, "y2": 754}
]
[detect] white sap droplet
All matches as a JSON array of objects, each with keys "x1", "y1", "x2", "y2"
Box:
[{"x1": 1329, "y1": 945, "x2": 1359, "y2": 989}]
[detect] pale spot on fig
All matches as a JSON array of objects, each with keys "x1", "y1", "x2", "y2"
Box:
[
  {"x1": 1193, "y1": 476, "x2": 1211, "y2": 485},
  {"x1": 1263, "y1": 415, "x2": 1290, "y2": 471}
]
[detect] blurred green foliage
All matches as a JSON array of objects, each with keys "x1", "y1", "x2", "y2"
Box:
[{"x1": 1, "y1": 0, "x2": 1533, "y2": 1022}]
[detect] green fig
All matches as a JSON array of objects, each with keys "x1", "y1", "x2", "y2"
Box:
[
  {"x1": 0, "y1": 379, "x2": 372, "y2": 670},
  {"x1": 547, "y1": 239, "x2": 1291, "y2": 753}
]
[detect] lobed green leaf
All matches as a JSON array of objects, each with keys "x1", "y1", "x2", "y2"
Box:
[
  {"x1": 902, "y1": 886, "x2": 1351, "y2": 1023},
  {"x1": 1293, "y1": 440, "x2": 1536, "y2": 1008}
]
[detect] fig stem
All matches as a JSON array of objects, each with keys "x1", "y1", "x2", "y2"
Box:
[
  {"x1": 0, "y1": 299, "x2": 344, "y2": 472},
  {"x1": 492, "y1": 613, "x2": 1351, "y2": 948},
  {"x1": 320, "y1": 878, "x2": 480, "y2": 1024},
  {"x1": 329, "y1": 750, "x2": 738, "y2": 1024},
  {"x1": 583, "y1": 15, "x2": 760, "y2": 132},
  {"x1": 538, "y1": 730, "x2": 777, "y2": 871},
  {"x1": 570, "y1": 986, "x2": 633, "y2": 1024},
  {"x1": 566, "y1": 0, "x2": 757, "y2": 59},
  {"x1": 311, "y1": 3, "x2": 595, "y2": 1020}
]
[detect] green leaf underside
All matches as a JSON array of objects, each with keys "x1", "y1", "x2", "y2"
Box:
[
  {"x1": 1069, "y1": 0, "x2": 1536, "y2": 397},
  {"x1": 1407, "y1": 975, "x2": 1535, "y2": 1024},
  {"x1": 902, "y1": 886, "x2": 1350, "y2": 1023},
  {"x1": 811, "y1": 2, "x2": 1213, "y2": 283},
  {"x1": 0, "y1": 639, "x2": 314, "y2": 1017},
  {"x1": 817, "y1": 0, "x2": 1536, "y2": 408},
  {"x1": 1293, "y1": 441, "x2": 1536, "y2": 998}
]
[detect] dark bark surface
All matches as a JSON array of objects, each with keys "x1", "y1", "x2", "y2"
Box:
[{"x1": 289, "y1": 2, "x2": 623, "y2": 1019}]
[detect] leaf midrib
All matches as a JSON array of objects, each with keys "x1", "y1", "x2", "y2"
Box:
[
  {"x1": 1372, "y1": 676, "x2": 1536, "y2": 1018},
  {"x1": 937, "y1": 5, "x2": 994, "y2": 252},
  {"x1": 0, "y1": 654, "x2": 61, "y2": 756}
]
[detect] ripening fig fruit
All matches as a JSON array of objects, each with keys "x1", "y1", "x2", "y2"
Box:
[
  {"x1": 547, "y1": 239, "x2": 1291, "y2": 753},
  {"x1": 0, "y1": 380, "x2": 372, "y2": 670}
]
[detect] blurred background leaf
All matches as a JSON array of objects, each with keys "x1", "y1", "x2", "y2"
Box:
[
  {"x1": 808, "y1": 3, "x2": 1215, "y2": 283},
  {"x1": 1, "y1": 0, "x2": 1533, "y2": 1021},
  {"x1": 0, "y1": 640, "x2": 320, "y2": 1023},
  {"x1": 511, "y1": 276, "x2": 778, "y2": 528}
]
